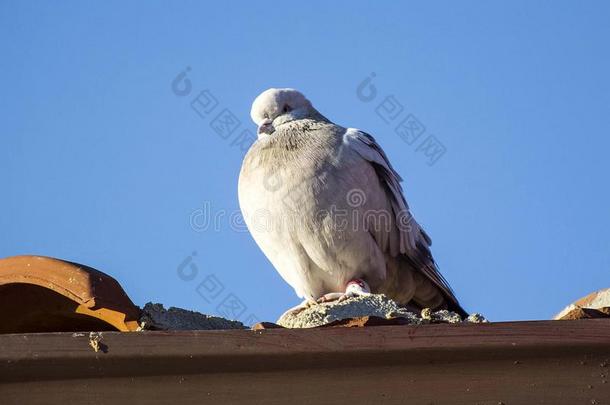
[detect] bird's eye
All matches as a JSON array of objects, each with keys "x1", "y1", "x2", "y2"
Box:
[
  {"x1": 283, "y1": 105, "x2": 292, "y2": 113},
  {"x1": 263, "y1": 112, "x2": 269, "y2": 119}
]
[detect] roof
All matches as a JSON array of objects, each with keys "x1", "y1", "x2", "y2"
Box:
[{"x1": 1, "y1": 255, "x2": 609, "y2": 403}]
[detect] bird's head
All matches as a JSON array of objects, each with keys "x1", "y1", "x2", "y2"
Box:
[{"x1": 250, "y1": 88, "x2": 322, "y2": 137}]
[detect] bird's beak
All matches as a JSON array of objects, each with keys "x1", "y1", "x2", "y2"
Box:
[{"x1": 258, "y1": 118, "x2": 275, "y2": 135}]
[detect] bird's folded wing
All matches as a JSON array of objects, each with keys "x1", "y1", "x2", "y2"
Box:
[{"x1": 342, "y1": 128, "x2": 459, "y2": 304}]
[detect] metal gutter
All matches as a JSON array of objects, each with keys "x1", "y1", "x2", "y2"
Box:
[{"x1": 1, "y1": 319, "x2": 609, "y2": 404}]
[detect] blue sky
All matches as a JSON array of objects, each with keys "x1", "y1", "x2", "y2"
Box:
[{"x1": 2, "y1": 1, "x2": 609, "y2": 324}]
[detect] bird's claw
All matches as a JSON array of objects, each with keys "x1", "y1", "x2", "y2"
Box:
[
  {"x1": 279, "y1": 299, "x2": 317, "y2": 319},
  {"x1": 317, "y1": 292, "x2": 346, "y2": 303},
  {"x1": 316, "y1": 279, "x2": 372, "y2": 304}
]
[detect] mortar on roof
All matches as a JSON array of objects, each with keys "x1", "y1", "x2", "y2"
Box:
[
  {"x1": 277, "y1": 294, "x2": 487, "y2": 328},
  {"x1": 138, "y1": 302, "x2": 247, "y2": 331}
]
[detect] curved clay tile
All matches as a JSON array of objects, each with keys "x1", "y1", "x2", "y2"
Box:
[
  {"x1": 0, "y1": 255, "x2": 141, "y2": 333},
  {"x1": 554, "y1": 287, "x2": 610, "y2": 320}
]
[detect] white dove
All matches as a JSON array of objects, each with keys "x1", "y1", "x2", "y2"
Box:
[{"x1": 238, "y1": 88, "x2": 466, "y2": 317}]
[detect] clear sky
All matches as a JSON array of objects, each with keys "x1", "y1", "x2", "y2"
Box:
[{"x1": 2, "y1": 1, "x2": 609, "y2": 324}]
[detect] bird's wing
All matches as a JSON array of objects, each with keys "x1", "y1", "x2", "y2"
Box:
[{"x1": 342, "y1": 128, "x2": 460, "y2": 305}]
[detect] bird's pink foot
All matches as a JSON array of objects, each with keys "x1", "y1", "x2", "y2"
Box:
[
  {"x1": 317, "y1": 279, "x2": 372, "y2": 303},
  {"x1": 279, "y1": 298, "x2": 317, "y2": 319}
]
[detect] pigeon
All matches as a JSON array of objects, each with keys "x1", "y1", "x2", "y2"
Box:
[{"x1": 238, "y1": 88, "x2": 466, "y2": 317}]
